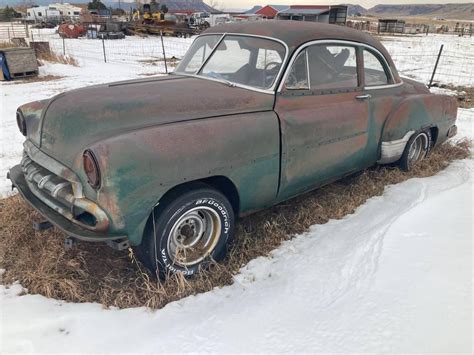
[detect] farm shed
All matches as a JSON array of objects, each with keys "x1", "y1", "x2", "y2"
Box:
[
  {"x1": 0, "y1": 47, "x2": 38, "y2": 80},
  {"x1": 378, "y1": 19, "x2": 406, "y2": 34},
  {"x1": 255, "y1": 5, "x2": 289, "y2": 19}
]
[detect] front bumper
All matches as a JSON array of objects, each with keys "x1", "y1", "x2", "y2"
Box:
[{"x1": 8, "y1": 164, "x2": 126, "y2": 242}]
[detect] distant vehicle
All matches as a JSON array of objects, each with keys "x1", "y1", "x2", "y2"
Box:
[
  {"x1": 33, "y1": 21, "x2": 57, "y2": 29},
  {"x1": 58, "y1": 23, "x2": 85, "y2": 38},
  {"x1": 9, "y1": 22, "x2": 458, "y2": 278}
]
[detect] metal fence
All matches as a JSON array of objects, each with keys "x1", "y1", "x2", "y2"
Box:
[
  {"x1": 382, "y1": 35, "x2": 474, "y2": 87},
  {"x1": 29, "y1": 29, "x2": 192, "y2": 72},
  {"x1": 13, "y1": 28, "x2": 474, "y2": 88}
]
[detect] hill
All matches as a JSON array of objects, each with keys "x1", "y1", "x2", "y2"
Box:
[
  {"x1": 368, "y1": 3, "x2": 474, "y2": 20},
  {"x1": 345, "y1": 3, "x2": 473, "y2": 21}
]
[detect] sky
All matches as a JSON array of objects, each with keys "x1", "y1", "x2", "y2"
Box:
[{"x1": 217, "y1": 0, "x2": 474, "y2": 11}]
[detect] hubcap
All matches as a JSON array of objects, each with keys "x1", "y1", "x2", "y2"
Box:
[
  {"x1": 408, "y1": 133, "x2": 428, "y2": 168},
  {"x1": 167, "y1": 207, "x2": 221, "y2": 267}
]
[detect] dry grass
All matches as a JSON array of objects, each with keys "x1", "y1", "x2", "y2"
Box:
[
  {"x1": 0, "y1": 41, "x2": 16, "y2": 49},
  {"x1": 0, "y1": 140, "x2": 471, "y2": 309},
  {"x1": 453, "y1": 86, "x2": 474, "y2": 109},
  {"x1": 37, "y1": 51, "x2": 79, "y2": 67},
  {"x1": 430, "y1": 85, "x2": 474, "y2": 109}
]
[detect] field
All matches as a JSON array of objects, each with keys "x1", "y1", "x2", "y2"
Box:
[{"x1": 0, "y1": 31, "x2": 473, "y2": 352}]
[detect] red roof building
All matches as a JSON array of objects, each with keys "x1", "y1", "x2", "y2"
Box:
[{"x1": 255, "y1": 5, "x2": 289, "y2": 19}]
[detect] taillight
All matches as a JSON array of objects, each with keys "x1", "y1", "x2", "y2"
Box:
[
  {"x1": 83, "y1": 150, "x2": 101, "y2": 189},
  {"x1": 16, "y1": 110, "x2": 26, "y2": 136}
]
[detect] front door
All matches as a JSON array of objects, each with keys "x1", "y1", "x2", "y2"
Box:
[{"x1": 275, "y1": 43, "x2": 370, "y2": 200}]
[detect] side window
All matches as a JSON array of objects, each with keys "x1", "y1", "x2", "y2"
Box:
[
  {"x1": 256, "y1": 48, "x2": 283, "y2": 70},
  {"x1": 307, "y1": 45, "x2": 358, "y2": 90},
  {"x1": 364, "y1": 50, "x2": 390, "y2": 86},
  {"x1": 285, "y1": 50, "x2": 309, "y2": 90}
]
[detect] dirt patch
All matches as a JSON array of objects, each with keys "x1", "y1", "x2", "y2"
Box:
[
  {"x1": 0, "y1": 140, "x2": 471, "y2": 309},
  {"x1": 12, "y1": 75, "x2": 64, "y2": 84}
]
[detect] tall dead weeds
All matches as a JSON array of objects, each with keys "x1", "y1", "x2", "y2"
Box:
[{"x1": 0, "y1": 139, "x2": 471, "y2": 309}]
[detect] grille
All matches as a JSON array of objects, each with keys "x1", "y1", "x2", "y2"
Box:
[
  {"x1": 20, "y1": 152, "x2": 108, "y2": 231},
  {"x1": 21, "y1": 153, "x2": 76, "y2": 219}
]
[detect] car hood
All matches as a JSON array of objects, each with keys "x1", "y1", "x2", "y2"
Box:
[{"x1": 20, "y1": 75, "x2": 274, "y2": 167}]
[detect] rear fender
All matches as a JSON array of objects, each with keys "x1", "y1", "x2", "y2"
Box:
[{"x1": 378, "y1": 94, "x2": 456, "y2": 164}]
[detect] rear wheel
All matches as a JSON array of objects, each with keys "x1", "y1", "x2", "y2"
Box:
[
  {"x1": 399, "y1": 130, "x2": 432, "y2": 171},
  {"x1": 136, "y1": 185, "x2": 234, "y2": 278}
]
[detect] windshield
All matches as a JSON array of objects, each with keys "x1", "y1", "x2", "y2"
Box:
[{"x1": 175, "y1": 34, "x2": 286, "y2": 91}]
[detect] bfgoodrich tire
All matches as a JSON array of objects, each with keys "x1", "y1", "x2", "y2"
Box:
[
  {"x1": 137, "y1": 185, "x2": 234, "y2": 278},
  {"x1": 399, "y1": 129, "x2": 432, "y2": 171}
]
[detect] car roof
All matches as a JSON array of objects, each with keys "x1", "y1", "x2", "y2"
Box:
[
  {"x1": 203, "y1": 21, "x2": 400, "y2": 82},
  {"x1": 205, "y1": 21, "x2": 378, "y2": 51}
]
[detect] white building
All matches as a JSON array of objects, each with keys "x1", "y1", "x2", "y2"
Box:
[
  {"x1": 26, "y1": 3, "x2": 82, "y2": 22},
  {"x1": 49, "y1": 3, "x2": 82, "y2": 19},
  {"x1": 26, "y1": 6, "x2": 60, "y2": 22}
]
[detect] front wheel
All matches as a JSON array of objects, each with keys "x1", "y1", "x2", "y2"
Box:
[
  {"x1": 136, "y1": 185, "x2": 235, "y2": 278},
  {"x1": 399, "y1": 129, "x2": 432, "y2": 171}
]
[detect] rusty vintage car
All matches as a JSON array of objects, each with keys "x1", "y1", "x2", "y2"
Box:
[{"x1": 8, "y1": 22, "x2": 458, "y2": 277}]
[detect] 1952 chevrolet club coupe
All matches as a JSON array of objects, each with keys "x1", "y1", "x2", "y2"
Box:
[{"x1": 8, "y1": 21, "x2": 458, "y2": 277}]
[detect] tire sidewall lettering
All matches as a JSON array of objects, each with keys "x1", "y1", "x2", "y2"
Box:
[{"x1": 157, "y1": 195, "x2": 233, "y2": 277}]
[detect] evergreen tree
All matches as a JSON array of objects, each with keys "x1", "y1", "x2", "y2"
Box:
[{"x1": 87, "y1": 0, "x2": 107, "y2": 11}]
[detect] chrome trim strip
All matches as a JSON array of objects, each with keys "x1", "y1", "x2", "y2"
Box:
[
  {"x1": 305, "y1": 49, "x2": 311, "y2": 89},
  {"x1": 176, "y1": 73, "x2": 275, "y2": 95},
  {"x1": 365, "y1": 82, "x2": 404, "y2": 90},
  {"x1": 175, "y1": 32, "x2": 290, "y2": 95},
  {"x1": 278, "y1": 39, "x2": 401, "y2": 93},
  {"x1": 378, "y1": 130, "x2": 414, "y2": 164}
]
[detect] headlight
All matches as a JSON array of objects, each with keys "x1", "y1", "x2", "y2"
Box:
[
  {"x1": 16, "y1": 110, "x2": 26, "y2": 136},
  {"x1": 83, "y1": 149, "x2": 101, "y2": 189}
]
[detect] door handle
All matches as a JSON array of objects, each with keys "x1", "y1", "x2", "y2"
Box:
[{"x1": 356, "y1": 94, "x2": 372, "y2": 100}]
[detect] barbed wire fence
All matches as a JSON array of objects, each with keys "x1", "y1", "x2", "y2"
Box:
[{"x1": 23, "y1": 28, "x2": 474, "y2": 88}]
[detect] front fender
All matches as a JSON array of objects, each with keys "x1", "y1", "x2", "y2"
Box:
[{"x1": 88, "y1": 112, "x2": 281, "y2": 245}]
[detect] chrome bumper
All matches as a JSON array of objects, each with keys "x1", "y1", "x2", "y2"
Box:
[
  {"x1": 19, "y1": 142, "x2": 109, "y2": 232},
  {"x1": 8, "y1": 165, "x2": 125, "y2": 242}
]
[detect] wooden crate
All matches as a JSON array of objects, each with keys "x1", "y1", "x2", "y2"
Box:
[{"x1": 0, "y1": 47, "x2": 38, "y2": 79}]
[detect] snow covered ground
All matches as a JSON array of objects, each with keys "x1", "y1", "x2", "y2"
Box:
[
  {"x1": 0, "y1": 32, "x2": 473, "y2": 353},
  {"x1": 1, "y1": 113, "x2": 472, "y2": 353}
]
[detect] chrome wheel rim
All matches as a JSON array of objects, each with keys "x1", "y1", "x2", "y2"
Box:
[
  {"x1": 408, "y1": 133, "x2": 429, "y2": 168},
  {"x1": 167, "y1": 206, "x2": 221, "y2": 266}
]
